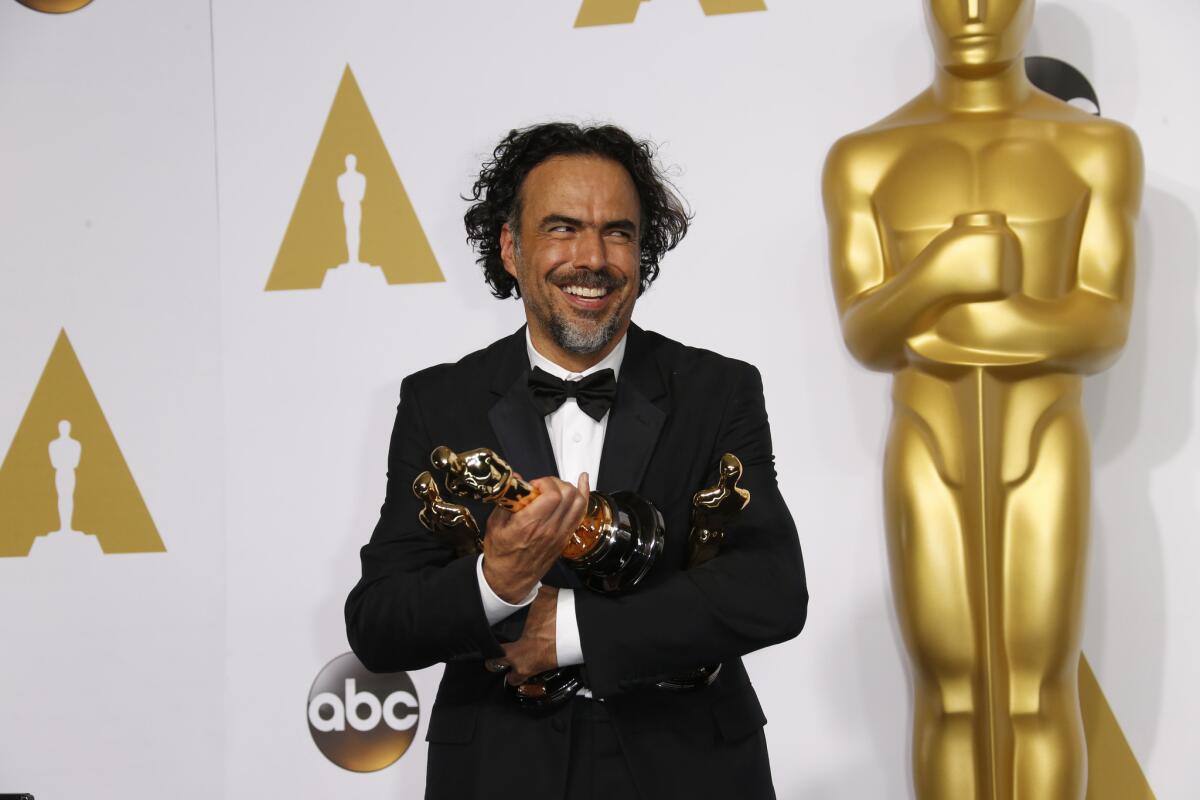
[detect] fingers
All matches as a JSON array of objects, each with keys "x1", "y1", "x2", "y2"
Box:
[
  {"x1": 546, "y1": 489, "x2": 586, "y2": 541},
  {"x1": 525, "y1": 477, "x2": 586, "y2": 532},
  {"x1": 497, "y1": 646, "x2": 529, "y2": 685},
  {"x1": 529, "y1": 476, "x2": 577, "y2": 497},
  {"x1": 524, "y1": 477, "x2": 567, "y2": 518},
  {"x1": 497, "y1": 618, "x2": 557, "y2": 686},
  {"x1": 575, "y1": 473, "x2": 591, "y2": 528},
  {"x1": 503, "y1": 662, "x2": 541, "y2": 687}
]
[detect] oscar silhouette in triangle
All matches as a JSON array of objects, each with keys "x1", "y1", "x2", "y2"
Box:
[
  {"x1": 266, "y1": 65, "x2": 444, "y2": 291},
  {"x1": 0, "y1": 330, "x2": 164, "y2": 557}
]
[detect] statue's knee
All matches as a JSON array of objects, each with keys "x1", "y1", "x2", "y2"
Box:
[
  {"x1": 1010, "y1": 667, "x2": 1077, "y2": 718},
  {"x1": 929, "y1": 673, "x2": 977, "y2": 716}
]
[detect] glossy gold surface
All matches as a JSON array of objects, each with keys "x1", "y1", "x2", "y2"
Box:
[
  {"x1": 562, "y1": 494, "x2": 611, "y2": 560},
  {"x1": 688, "y1": 453, "x2": 750, "y2": 567},
  {"x1": 654, "y1": 453, "x2": 749, "y2": 691},
  {"x1": 822, "y1": 1, "x2": 1142, "y2": 796},
  {"x1": 430, "y1": 446, "x2": 537, "y2": 512},
  {"x1": 412, "y1": 470, "x2": 481, "y2": 558},
  {"x1": 429, "y1": 446, "x2": 606, "y2": 558}
]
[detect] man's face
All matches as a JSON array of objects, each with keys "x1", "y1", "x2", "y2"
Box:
[
  {"x1": 501, "y1": 155, "x2": 641, "y2": 358},
  {"x1": 925, "y1": 0, "x2": 1033, "y2": 75}
]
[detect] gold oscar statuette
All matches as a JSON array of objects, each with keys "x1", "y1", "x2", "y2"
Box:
[
  {"x1": 656, "y1": 453, "x2": 750, "y2": 691},
  {"x1": 412, "y1": 470, "x2": 482, "y2": 558},
  {"x1": 823, "y1": 0, "x2": 1143, "y2": 797},
  {"x1": 430, "y1": 446, "x2": 664, "y2": 592},
  {"x1": 687, "y1": 452, "x2": 751, "y2": 568}
]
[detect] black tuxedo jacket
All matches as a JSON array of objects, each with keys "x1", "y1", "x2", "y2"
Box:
[{"x1": 346, "y1": 324, "x2": 808, "y2": 799}]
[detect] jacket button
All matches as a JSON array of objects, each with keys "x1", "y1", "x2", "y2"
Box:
[{"x1": 551, "y1": 717, "x2": 566, "y2": 732}]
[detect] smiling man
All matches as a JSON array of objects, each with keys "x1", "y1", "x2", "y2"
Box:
[{"x1": 346, "y1": 123, "x2": 807, "y2": 800}]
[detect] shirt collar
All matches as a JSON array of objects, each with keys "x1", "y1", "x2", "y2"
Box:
[{"x1": 525, "y1": 327, "x2": 627, "y2": 381}]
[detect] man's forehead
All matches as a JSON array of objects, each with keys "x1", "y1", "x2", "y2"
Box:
[{"x1": 520, "y1": 155, "x2": 639, "y2": 217}]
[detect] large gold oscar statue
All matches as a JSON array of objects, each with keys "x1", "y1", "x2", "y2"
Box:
[{"x1": 822, "y1": 1, "x2": 1143, "y2": 797}]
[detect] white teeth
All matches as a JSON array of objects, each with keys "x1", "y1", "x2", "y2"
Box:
[{"x1": 561, "y1": 285, "x2": 608, "y2": 298}]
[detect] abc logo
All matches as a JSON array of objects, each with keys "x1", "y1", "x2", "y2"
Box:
[{"x1": 307, "y1": 652, "x2": 420, "y2": 772}]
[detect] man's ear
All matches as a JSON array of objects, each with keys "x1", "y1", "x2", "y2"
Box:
[{"x1": 500, "y1": 223, "x2": 519, "y2": 279}]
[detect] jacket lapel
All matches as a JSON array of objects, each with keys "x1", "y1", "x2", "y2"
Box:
[
  {"x1": 485, "y1": 327, "x2": 578, "y2": 588},
  {"x1": 597, "y1": 324, "x2": 668, "y2": 494},
  {"x1": 485, "y1": 327, "x2": 559, "y2": 485}
]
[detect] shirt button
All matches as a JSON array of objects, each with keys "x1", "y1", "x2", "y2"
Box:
[{"x1": 572, "y1": 432, "x2": 583, "y2": 443}]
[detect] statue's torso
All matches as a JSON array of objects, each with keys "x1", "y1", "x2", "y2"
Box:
[
  {"x1": 873, "y1": 114, "x2": 1091, "y2": 303},
  {"x1": 860, "y1": 98, "x2": 1112, "y2": 479}
]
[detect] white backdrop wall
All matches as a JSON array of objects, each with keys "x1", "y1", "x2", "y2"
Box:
[
  {"x1": 1, "y1": 0, "x2": 1197, "y2": 797},
  {"x1": 0, "y1": 0, "x2": 225, "y2": 797}
]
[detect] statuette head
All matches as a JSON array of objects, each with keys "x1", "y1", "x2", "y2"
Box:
[{"x1": 924, "y1": 0, "x2": 1034, "y2": 75}]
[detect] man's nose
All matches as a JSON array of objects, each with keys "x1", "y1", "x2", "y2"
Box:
[
  {"x1": 573, "y1": 230, "x2": 606, "y2": 269},
  {"x1": 961, "y1": 0, "x2": 984, "y2": 23}
]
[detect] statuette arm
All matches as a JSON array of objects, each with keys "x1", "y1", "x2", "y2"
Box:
[{"x1": 913, "y1": 289, "x2": 1131, "y2": 373}]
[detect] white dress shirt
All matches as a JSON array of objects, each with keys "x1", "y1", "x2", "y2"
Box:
[{"x1": 475, "y1": 329, "x2": 628, "y2": 677}]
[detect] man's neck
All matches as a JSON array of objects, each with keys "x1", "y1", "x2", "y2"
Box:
[
  {"x1": 527, "y1": 321, "x2": 629, "y2": 374},
  {"x1": 932, "y1": 58, "x2": 1031, "y2": 113}
]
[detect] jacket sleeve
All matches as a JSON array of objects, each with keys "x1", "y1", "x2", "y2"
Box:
[
  {"x1": 573, "y1": 363, "x2": 808, "y2": 697},
  {"x1": 344, "y1": 375, "x2": 505, "y2": 673}
]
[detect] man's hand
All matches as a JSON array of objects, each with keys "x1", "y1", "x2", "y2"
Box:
[
  {"x1": 492, "y1": 585, "x2": 559, "y2": 686},
  {"x1": 481, "y1": 474, "x2": 589, "y2": 603}
]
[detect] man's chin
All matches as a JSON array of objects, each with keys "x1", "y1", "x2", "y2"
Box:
[{"x1": 549, "y1": 314, "x2": 622, "y2": 356}]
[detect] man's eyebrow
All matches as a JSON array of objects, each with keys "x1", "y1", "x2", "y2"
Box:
[
  {"x1": 538, "y1": 214, "x2": 638, "y2": 233},
  {"x1": 539, "y1": 214, "x2": 585, "y2": 229},
  {"x1": 602, "y1": 218, "x2": 638, "y2": 234}
]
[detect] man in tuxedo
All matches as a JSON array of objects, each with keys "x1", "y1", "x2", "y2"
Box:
[{"x1": 345, "y1": 123, "x2": 807, "y2": 799}]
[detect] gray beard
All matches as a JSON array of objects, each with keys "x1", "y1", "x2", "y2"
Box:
[{"x1": 546, "y1": 308, "x2": 622, "y2": 355}]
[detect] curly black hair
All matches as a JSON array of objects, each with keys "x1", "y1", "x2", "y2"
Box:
[{"x1": 464, "y1": 122, "x2": 692, "y2": 299}]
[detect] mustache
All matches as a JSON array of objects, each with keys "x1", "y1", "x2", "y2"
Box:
[{"x1": 549, "y1": 269, "x2": 626, "y2": 290}]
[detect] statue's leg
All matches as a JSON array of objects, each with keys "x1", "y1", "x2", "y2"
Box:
[
  {"x1": 1001, "y1": 409, "x2": 1089, "y2": 799},
  {"x1": 885, "y1": 412, "x2": 983, "y2": 799},
  {"x1": 344, "y1": 207, "x2": 361, "y2": 264},
  {"x1": 56, "y1": 472, "x2": 74, "y2": 533}
]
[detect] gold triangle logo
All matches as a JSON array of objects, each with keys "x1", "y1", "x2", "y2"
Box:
[
  {"x1": 574, "y1": 0, "x2": 766, "y2": 27},
  {"x1": 266, "y1": 65, "x2": 444, "y2": 291},
  {"x1": 1081, "y1": 654, "x2": 1156, "y2": 798},
  {"x1": 0, "y1": 330, "x2": 164, "y2": 557}
]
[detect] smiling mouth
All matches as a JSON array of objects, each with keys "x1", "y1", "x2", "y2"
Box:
[
  {"x1": 557, "y1": 283, "x2": 615, "y2": 311},
  {"x1": 561, "y1": 285, "x2": 609, "y2": 299}
]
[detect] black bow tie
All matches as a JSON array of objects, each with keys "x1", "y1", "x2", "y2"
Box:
[{"x1": 528, "y1": 367, "x2": 617, "y2": 421}]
